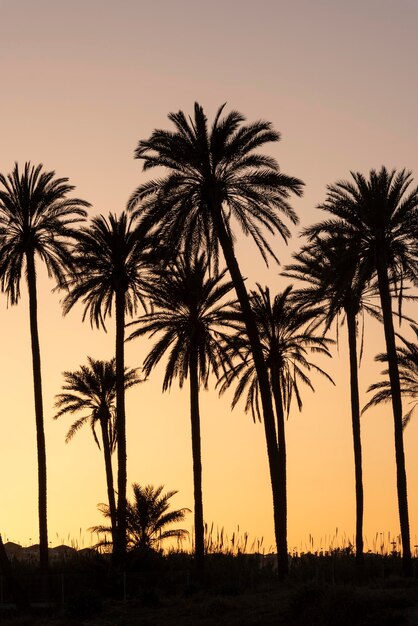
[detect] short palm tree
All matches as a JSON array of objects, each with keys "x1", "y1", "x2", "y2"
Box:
[
  {"x1": 304, "y1": 167, "x2": 418, "y2": 575},
  {"x1": 127, "y1": 252, "x2": 235, "y2": 574},
  {"x1": 364, "y1": 324, "x2": 418, "y2": 428},
  {"x1": 62, "y1": 211, "x2": 151, "y2": 564},
  {"x1": 218, "y1": 284, "x2": 333, "y2": 576},
  {"x1": 0, "y1": 162, "x2": 89, "y2": 570},
  {"x1": 90, "y1": 483, "x2": 190, "y2": 553},
  {"x1": 128, "y1": 102, "x2": 304, "y2": 576},
  {"x1": 53, "y1": 357, "x2": 141, "y2": 544}
]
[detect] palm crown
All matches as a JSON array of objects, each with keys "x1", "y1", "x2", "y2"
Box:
[
  {"x1": 128, "y1": 102, "x2": 303, "y2": 264},
  {"x1": 0, "y1": 162, "x2": 89, "y2": 303}
]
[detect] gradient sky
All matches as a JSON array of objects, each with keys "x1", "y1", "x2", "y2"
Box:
[{"x1": 1, "y1": 0, "x2": 418, "y2": 554}]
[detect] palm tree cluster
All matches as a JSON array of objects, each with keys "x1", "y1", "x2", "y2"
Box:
[{"x1": 1, "y1": 105, "x2": 418, "y2": 584}]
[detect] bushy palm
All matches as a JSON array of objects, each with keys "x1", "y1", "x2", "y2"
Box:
[
  {"x1": 0, "y1": 162, "x2": 89, "y2": 570},
  {"x1": 127, "y1": 252, "x2": 235, "y2": 573},
  {"x1": 304, "y1": 167, "x2": 418, "y2": 575},
  {"x1": 54, "y1": 357, "x2": 141, "y2": 543},
  {"x1": 62, "y1": 211, "x2": 151, "y2": 564},
  {"x1": 91, "y1": 484, "x2": 190, "y2": 553},
  {"x1": 219, "y1": 284, "x2": 333, "y2": 572},
  {"x1": 128, "y1": 102, "x2": 304, "y2": 578}
]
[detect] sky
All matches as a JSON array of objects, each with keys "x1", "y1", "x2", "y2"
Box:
[{"x1": 1, "y1": 0, "x2": 418, "y2": 554}]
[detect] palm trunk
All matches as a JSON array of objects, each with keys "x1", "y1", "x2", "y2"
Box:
[
  {"x1": 99, "y1": 413, "x2": 117, "y2": 546},
  {"x1": 270, "y1": 366, "x2": 288, "y2": 579},
  {"x1": 212, "y1": 202, "x2": 286, "y2": 579},
  {"x1": 26, "y1": 251, "x2": 48, "y2": 573},
  {"x1": 376, "y1": 255, "x2": 412, "y2": 576},
  {"x1": 114, "y1": 288, "x2": 127, "y2": 566},
  {"x1": 189, "y1": 341, "x2": 205, "y2": 576},
  {"x1": 346, "y1": 307, "x2": 364, "y2": 574}
]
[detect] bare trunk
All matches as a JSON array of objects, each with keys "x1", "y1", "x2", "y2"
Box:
[
  {"x1": 114, "y1": 288, "x2": 127, "y2": 566},
  {"x1": 100, "y1": 413, "x2": 117, "y2": 545},
  {"x1": 189, "y1": 341, "x2": 205, "y2": 575},
  {"x1": 270, "y1": 367, "x2": 288, "y2": 580},
  {"x1": 376, "y1": 255, "x2": 412, "y2": 576},
  {"x1": 26, "y1": 251, "x2": 49, "y2": 573},
  {"x1": 211, "y1": 202, "x2": 286, "y2": 578},
  {"x1": 346, "y1": 307, "x2": 364, "y2": 574}
]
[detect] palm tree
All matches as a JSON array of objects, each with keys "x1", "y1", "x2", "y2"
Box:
[
  {"x1": 128, "y1": 102, "x2": 304, "y2": 578},
  {"x1": 0, "y1": 162, "x2": 89, "y2": 571},
  {"x1": 62, "y1": 211, "x2": 151, "y2": 565},
  {"x1": 218, "y1": 284, "x2": 333, "y2": 572},
  {"x1": 283, "y1": 236, "x2": 381, "y2": 572},
  {"x1": 91, "y1": 484, "x2": 190, "y2": 554},
  {"x1": 304, "y1": 167, "x2": 418, "y2": 576},
  {"x1": 53, "y1": 357, "x2": 141, "y2": 544},
  {"x1": 364, "y1": 324, "x2": 418, "y2": 429},
  {"x1": 127, "y1": 252, "x2": 235, "y2": 574}
]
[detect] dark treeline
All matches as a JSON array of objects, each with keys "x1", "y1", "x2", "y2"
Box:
[{"x1": 1, "y1": 103, "x2": 418, "y2": 591}]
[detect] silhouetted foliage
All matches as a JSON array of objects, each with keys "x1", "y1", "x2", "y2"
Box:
[
  {"x1": 62, "y1": 211, "x2": 152, "y2": 565},
  {"x1": 0, "y1": 162, "x2": 89, "y2": 571},
  {"x1": 128, "y1": 102, "x2": 304, "y2": 579},
  {"x1": 304, "y1": 167, "x2": 418, "y2": 576},
  {"x1": 127, "y1": 252, "x2": 235, "y2": 574},
  {"x1": 54, "y1": 357, "x2": 141, "y2": 544}
]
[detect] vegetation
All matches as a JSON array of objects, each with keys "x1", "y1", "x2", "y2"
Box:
[
  {"x1": 2, "y1": 106, "x2": 418, "y2": 621},
  {"x1": 54, "y1": 357, "x2": 141, "y2": 544},
  {"x1": 0, "y1": 162, "x2": 89, "y2": 571},
  {"x1": 127, "y1": 252, "x2": 235, "y2": 574}
]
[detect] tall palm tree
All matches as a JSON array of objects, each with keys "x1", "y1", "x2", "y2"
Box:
[
  {"x1": 53, "y1": 357, "x2": 141, "y2": 544},
  {"x1": 304, "y1": 167, "x2": 418, "y2": 575},
  {"x1": 218, "y1": 284, "x2": 333, "y2": 573},
  {"x1": 128, "y1": 102, "x2": 304, "y2": 578},
  {"x1": 62, "y1": 211, "x2": 151, "y2": 565},
  {"x1": 90, "y1": 483, "x2": 190, "y2": 554},
  {"x1": 283, "y1": 236, "x2": 381, "y2": 572},
  {"x1": 363, "y1": 324, "x2": 418, "y2": 428},
  {"x1": 0, "y1": 162, "x2": 89, "y2": 571},
  {"x1": 127, "y1": 252, "x2": 235, "y2": 574}
]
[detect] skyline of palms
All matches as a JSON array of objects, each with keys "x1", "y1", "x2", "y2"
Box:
[{"x1": 0, "y1": 162, "x2": 89, "y2": 572}]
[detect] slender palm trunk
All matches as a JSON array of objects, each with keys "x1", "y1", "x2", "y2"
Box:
[
  {"x1": 99, "y1": 413, "x2": 117, "y2": 545},
  {"x1": 346, "y1": 307, "x2": 364, "y2": 574},
  {"x1": 212, "y1": 202, "x2": 286, "y2": 579},
  {"x1": 26, "y1": 251, "x2": 48, "y2": 573},
  {"x1": 114, "y1": 288, "x2": 127, "y2": 565},
  {"x1": 270, "y1": 366, "x2": 288, "y2": 579},
  {"x1": 376, "y1": 255, "x2": 412, "y2": 576},
  {"x1": 189, "y1": 341, "x2": 205, "y2": 575}
]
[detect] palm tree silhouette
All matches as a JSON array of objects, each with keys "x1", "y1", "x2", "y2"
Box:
[
  {"x1": 364, "y1": 324, "x2": 418, "y2": 429},
  {"x1": 218, "y1": 284, "x2": 333, "y2": 574},
  {"x1": 62, "y1": 211, "x2": 151, "y2": 564},
  {"x1": 128, "y1": 102, "x2": 304, "y2": 578},
  {"x1": 91, "y1": 483, "x2": 190, "y2": 554},
  {"x1": 304, "y1": 167, "x2": 418, "y2": 576},
  {"x1": 54, "y1": 357, "x2": 141, "y2": 544},
  {"x1": 0, "y1": 162, "x2": 89, "y2": 571},
  {"x1": 283, "y1": 236, "x2": 381, "y2": 572},
  {"x1": 127, "y1": 252, "x2": 235, "y2": 574}
]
